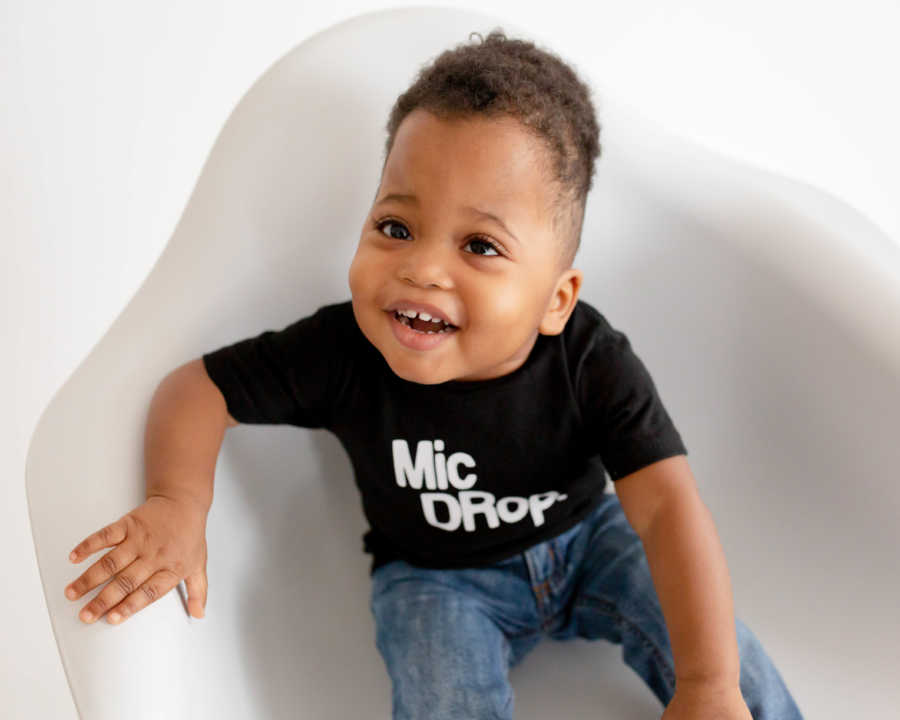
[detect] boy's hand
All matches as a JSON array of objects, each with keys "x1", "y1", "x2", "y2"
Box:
[
  {"x1": 64, "y1": 494, "x2": 209, "y2": 625},
  {"x1": 661, "y1": 682, "x2": 752, "y2": 720}
]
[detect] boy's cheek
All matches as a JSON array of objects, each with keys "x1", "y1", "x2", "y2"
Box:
[{"x1": 348, "y1": 247, "x2": 380, "y2": 296}]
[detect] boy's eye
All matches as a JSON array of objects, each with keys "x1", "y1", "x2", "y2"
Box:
[
  {"x1": 375, "y1": 220, "x2": 500, "y2": 257},
  {"x1": 377, "y1": 220, "x2": 410, "y2": 240},
  {"x1": 463, "y1": 237, "x2": 500, "y2": 256},
  {"x1": 375, "y1": 219, "x2": 501, "y2": 257}
]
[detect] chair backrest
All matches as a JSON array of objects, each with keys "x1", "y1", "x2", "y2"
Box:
[{"x1": 26, "y1": 7, "x2": 900, "y2": 719}]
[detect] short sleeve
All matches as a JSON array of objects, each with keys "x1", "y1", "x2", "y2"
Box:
[
  {"x1": 201, "y1": 305, "x2": 342, "y2": 428},
  {"x1": 577, "y1": 328, "x2": 687, "y2": 481}
]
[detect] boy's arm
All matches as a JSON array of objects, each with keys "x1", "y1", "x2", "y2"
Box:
[
  {"x1": 615, "y1": 455, "x2": 751, "y2": 715},
  {"x1": 65, "y1": 357, "x2": 238, "y2": 624},
  {"x1": 144, "y1": 358, "x2": 238, "y2": 507}
]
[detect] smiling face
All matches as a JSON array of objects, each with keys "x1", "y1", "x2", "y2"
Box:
[{"x1": 348, "y1": 108, "x2": 583, "y2": 385}]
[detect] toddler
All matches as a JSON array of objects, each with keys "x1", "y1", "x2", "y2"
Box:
[{"x1": 64, "y1": 29, "x2": 804, "y2": 720}]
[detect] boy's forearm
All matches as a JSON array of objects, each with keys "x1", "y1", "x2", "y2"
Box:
[
  {"x1": 640, "y1": 491, "x2": 741, "y2": 690},
  {"x1": 144, "y1": 359, "x2": 230, "y2": 511}
]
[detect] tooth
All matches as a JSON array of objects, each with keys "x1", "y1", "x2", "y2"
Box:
[
  {"x1": 426, "y1": 330, "x2": 435, "y2": 334},
  {"x1": 418, "y1": 312, "x2": 432, "y2": 321},
  {"x1": 402, "y1": 309, "x2": 417, "y2": 318}
]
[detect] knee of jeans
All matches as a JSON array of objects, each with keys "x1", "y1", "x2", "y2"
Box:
[
  {"x1": 373, "y1": 589, "x2": 503, "y2": 655},
  {"x1": 373, "y1": 593, "x2": 515, "y2": 719},
  {"x1": 735, "y1": 617, "x2": 771, "y2": 670},
  {"x1": 393, "y1": 674, "x2": 513, "y2": 720}
]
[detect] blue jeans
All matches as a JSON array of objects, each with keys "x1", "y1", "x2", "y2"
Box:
[{"x1": 370, "y1": 491, "x2": 804, "y2": 719}]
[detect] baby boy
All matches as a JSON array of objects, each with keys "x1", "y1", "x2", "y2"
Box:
[{"x1": 64, "y1": 29, "x2": 803, "y2": 720}]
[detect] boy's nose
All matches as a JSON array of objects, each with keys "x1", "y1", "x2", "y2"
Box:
[{"x1": 397, "y1": 243, "x2": 453, "y2": 290}]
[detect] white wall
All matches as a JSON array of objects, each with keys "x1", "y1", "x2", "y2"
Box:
[{"x1": 4, "y1": 1, "x2": 898, "y2": 717}]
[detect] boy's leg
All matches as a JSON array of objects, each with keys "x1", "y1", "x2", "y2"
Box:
[
  {"x1": 370, "y1": 557, "x2": 542, "y2": 720},
  {"x1": 557, "y1": 492, "x2": 804, "y2": 719}
]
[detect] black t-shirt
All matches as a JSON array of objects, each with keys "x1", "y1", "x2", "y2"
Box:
[{"x1": 201, "y1": 299, "x2": 687, "y2": 574}]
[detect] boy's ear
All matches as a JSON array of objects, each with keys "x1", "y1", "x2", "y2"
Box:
[{"x1": 539, "y1": 268, "x2": 583, "y2": 335}]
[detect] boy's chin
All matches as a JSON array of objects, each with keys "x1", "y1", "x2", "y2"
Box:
[{"x1": 382, "y1": 355, "x2": 458, "y2": 385}]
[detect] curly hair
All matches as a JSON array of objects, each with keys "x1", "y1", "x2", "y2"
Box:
[{"x1": 380, "y1": 28, "x2": 602, "y2": 267}]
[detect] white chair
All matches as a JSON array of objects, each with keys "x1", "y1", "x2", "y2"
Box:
[{"x1": 26, "y1": 7, "x2": 900, "y2": 719}]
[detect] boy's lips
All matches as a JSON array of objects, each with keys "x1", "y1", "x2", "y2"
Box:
[
  {"x1": 386, "y1": 309, "x2": 458, "y2": 351},
  {"x1": 384, "y1": 299, "x2": 458, "y2": 327}
]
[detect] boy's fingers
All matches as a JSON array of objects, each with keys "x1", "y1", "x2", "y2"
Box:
[
  {"x1": 65, "y1": 543, "x2": 138, "y2": 600},
  {"x1": 69, "y1": 519, "x2": 128, "y2": 562},
  {"x1": 75, "y1": 557, "x2": 156, "y2": 624},
  {"x1": 104, "y1": 568, "x2": 183, "y2": 625},
  {"x1": 184, "y1": 572, "x2": 207, "y2": 618}
]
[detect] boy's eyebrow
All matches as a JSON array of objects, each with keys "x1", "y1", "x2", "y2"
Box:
[{"x1": 375, "y1": 192, "x2": 520, "y2": 246}]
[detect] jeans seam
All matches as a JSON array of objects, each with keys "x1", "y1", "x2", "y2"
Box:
[{"x1": 576, "y1": 593, "x2": 677, "y2": 689}]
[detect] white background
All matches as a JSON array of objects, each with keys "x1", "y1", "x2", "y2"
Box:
[{"x1": 4, "y1": 1, "x2": 899, "y2": 716}]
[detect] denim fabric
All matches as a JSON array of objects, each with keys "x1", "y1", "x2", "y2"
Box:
[{"x1": 370, "y1": 490, "x2": 804, "y2": 719}]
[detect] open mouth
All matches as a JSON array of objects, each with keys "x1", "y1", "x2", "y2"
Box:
[{"x1": 392, "y1": 310, "x2": 458, "y2": 334}]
